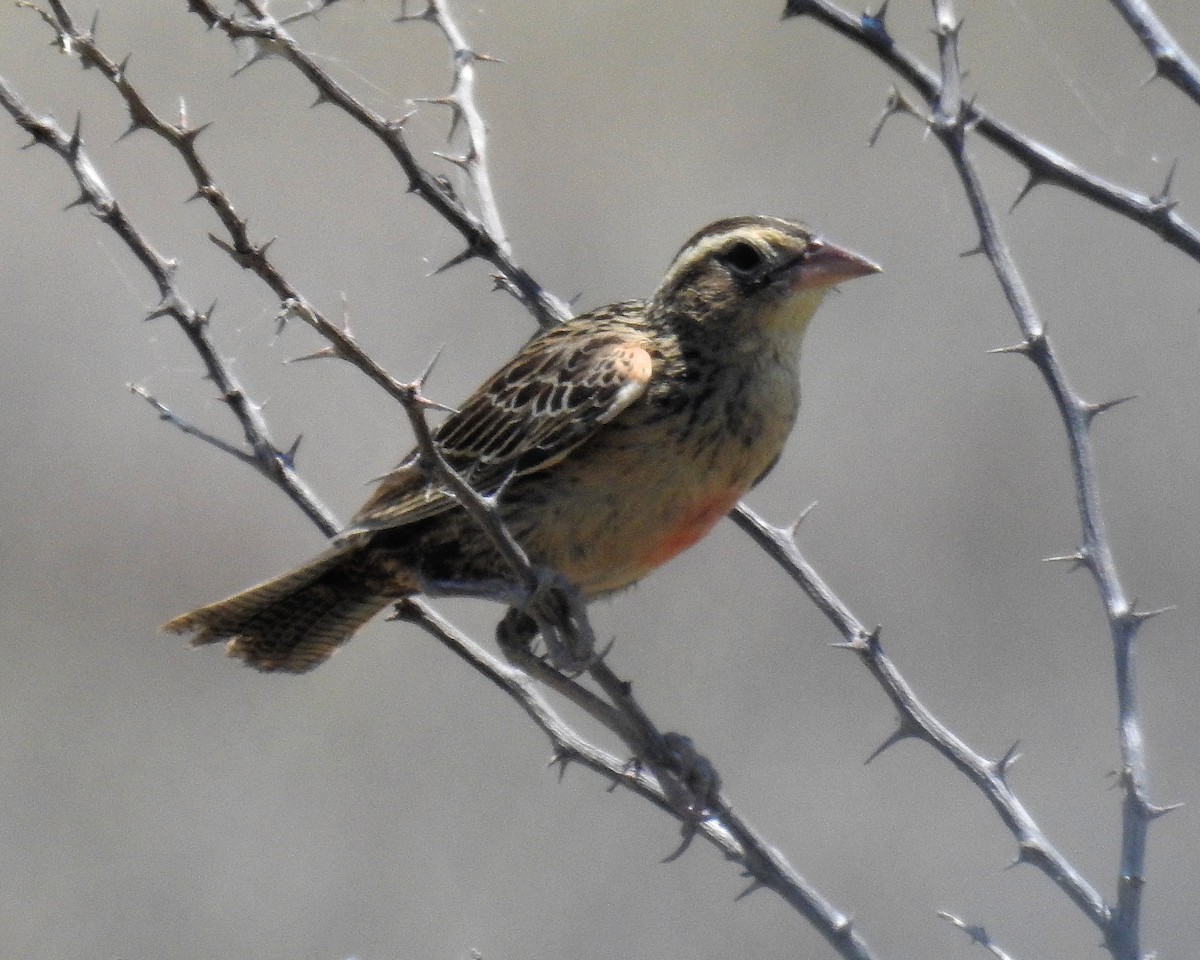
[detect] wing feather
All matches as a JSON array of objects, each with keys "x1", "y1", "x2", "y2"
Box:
[{"x1": 345, "y1": 306, "x2": 653, "y2": 535}]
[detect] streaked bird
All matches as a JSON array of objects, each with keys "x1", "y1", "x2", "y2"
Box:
[{"x1": 164, "y1": 216, "x2": 879, "y2": 672}]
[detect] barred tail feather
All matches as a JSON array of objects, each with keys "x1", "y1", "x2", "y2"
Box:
[{"x1": 162, "y1": 542, "x2": 393, "y2": 674}]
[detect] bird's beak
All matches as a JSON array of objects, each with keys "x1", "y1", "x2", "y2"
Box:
[{"x1": 793, "y1": 238, "x2": 882, "y2": 290}]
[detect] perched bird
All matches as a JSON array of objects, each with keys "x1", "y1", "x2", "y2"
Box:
[{"x1": 164, "y1": 216, "x2": 879, "y2": 673}]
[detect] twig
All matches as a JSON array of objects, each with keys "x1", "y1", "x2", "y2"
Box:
[
  {"x1": 782, "y1": 0, "x2": 1200, "y2": 264},
  {"x1": 21, "y1": 0, "x2": 446, "y2": 413},
  {"x1": 937, "y1": 911, "x2": 1019, "y2": 960},
  {"x1": 730, "y1": 505, "x2": 1111, "y2": 930},
  {"x1": 1107, "y1": 0, "x2": 1200, "y2": 108},
  {"x1": 0, "y1": 74, "x2": 339, "y2": 537},
  {"x1": 185, "y1": 0, "x2": 572, "y2": 328},
  {"x1": 399, "y1": 0, "x2": 509, "y2": 253},
  {"x1": 924, "y1": 3, "x2": 1164, "y2": 957}
]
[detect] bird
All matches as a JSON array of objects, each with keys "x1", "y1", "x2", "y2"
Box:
[{"x1": 163, "y1": 216, "x2": 880, "y2": 673}]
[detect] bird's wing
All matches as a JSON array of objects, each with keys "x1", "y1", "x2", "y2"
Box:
[{"x1": 345, "y1": 309, "x2": 654, "y2": 534}]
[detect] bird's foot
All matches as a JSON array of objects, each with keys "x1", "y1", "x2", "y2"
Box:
[
  {"x1": 495, "y1": 568, "x2": 599, "y2": 673},
  {"x1": 636, "y1": 732, "x2": 721, "y2": 824}
]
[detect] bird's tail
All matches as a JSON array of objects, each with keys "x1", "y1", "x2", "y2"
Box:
[{"x1": 162, "y1": 539, "x2": 396, "y2": 673}]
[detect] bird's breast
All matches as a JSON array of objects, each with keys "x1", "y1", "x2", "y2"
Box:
[{"x1": 508, "y1": 350, "x2": 801, "y2": 595}]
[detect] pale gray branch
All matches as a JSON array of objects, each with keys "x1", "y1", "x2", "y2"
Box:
[
  {"x1": 925, "y1": 3, "x2": 1157, "y2": 957},
  {"x1": 1107, "y1": 0, "x2": 1200, "y2": 108},
  {"x1": 731, "y1": 504, "x2": 1111, "y2": 930},
  {"x1": 186, "y1": 0, "x2": 572, "y2": 328},
  {"x1": 783, "y1": 0, "x2": 1200, "y2": 264},
  {"x1": 0, "y1": 73, "x2": 339, "y2": 536},
  {"x1": 399, "y1": 0, "x2": 509, "y2": 253}
]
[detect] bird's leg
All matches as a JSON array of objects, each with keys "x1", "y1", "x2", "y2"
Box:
[
  {"x1": 423, "y1": 569, "x2": 599, "y2": 673},
  {"x1": 521, "y1": 568, "x2": 600, "y2": 673}
]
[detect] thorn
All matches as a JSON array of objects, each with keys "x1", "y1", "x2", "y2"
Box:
[
  {"x1": 1080, "y1": 395, "x2": 1137, "y2": 421},
  {"x1": 284, "y1": 346, "x2": 340, "y2": 364},
  {"x1": 64, "y1": 192, "x2": 92, "y2": 212},
  {"x1": 116, "y1": 118, "x2": 145, "y2": 143},
  {"x1": 993, "y1": 740, "x2": 1022, "y2": 781},
  {"x1": 413, "y1": 343, "x2": 446, "y2": 390},
  {"x1": 416, "y1": 94, "x2": 459, "y2": 109},
  {"x1": 278, "y1": 433, "x2": 303, "y2": 468},
  {"x1": 733, "y1": 876, "x2": 765, "y2": 901},
  {"x1": 861, "y1": 0, "x2": 891, "y2": 42},
  {"x1": 1008, "y1": 839, "x2": 1044, "y2": 869},
  {"x1": 868, "y1": 86, "x2": 919, "y2": 147},
  {"x1": 414, "y1": 392, "x2": 460, "y2": 417},
  {"x1": 1009, "y1": 173, "x2": 1043, "y2": 214},
  {"x1": 68, "y1": 112, "x2": 83, "y2": 157},
  {"x1": 207, "y1": 233, "x2": 236, "y2": 257},
  {"x1": 144, "y1": 300, "x2": 175, "y2": 321},
  {"x1": 958, "y1": 241, "x2": 985, "y2": 258},
  {"x1": 200, "y1": 299, "x2": 218, "y2": 323},
  {"x1": 387, "y1": 107, "x2": 419, "y2": 132},
  {"x1": 784, "y1": 501, "x2": 818, "y2": 540},
  {"x1": 1149, "y1": 196, "x2": 1179, "y2": 218},
  {"x1": 831, "y1": 625, "x2": 880, "y2": 655},
  {"x1": 490, "y1": 272, "x2": 519, "y2": 295},
  {"x1": 661, "y1": 822, "x2": 698, "y2": 863},
  {"x1": 473, "y1": 51, "x2": 503, "y2": 64},
  {"x1": 987, "y1": 340, "x2": 1032, "y2": 356},
  {"x1": 180, "y1": 120, "x2": 214, "y2": 144},
  {"x1": 1126, "y1": 602, "x2": 1176, "y2": 627},
  {"x1": 938, "y1": 912, "x2": 991, "y2": 947},
  {"x1": 864, "y1": 720, "x2": 917, "y2": 765},
  {"x1": 1144, "y1": 800, "x2": 1184, "y2": 820},
  {"x1": 88, "y1": 8, "x2": 99, "y2": 37},
  {"x1": 1155, "y1": 157, "x2": 1179, "y2": 203},
  {"x1": 432, "y1": 150, "x2": 473, "y2": 170},
  {"x1": 546, "y1": 746, "x2": 574, "y2": 781},
  {"x1": 1042, "y1": 549, "x2": 1087, "y2": 572},
  {"x1": 430, "y1": 246, "x2": 477, "y2": 276}
]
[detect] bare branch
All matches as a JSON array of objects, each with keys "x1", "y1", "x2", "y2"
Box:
[
  {"x1": 1107, "y1": 0, "x2": 1200, "y2": 108},
  {"x1": 782, "y1": 0, "x2": 1200, "y2": 265},
  {"x1": 923, "y1": 3, "x2": 1157, "y2": 956},
  {"x1": 185, "y1": 0, "x2": 572, "y2": 328},
  {"x1": 730, "y1": 504, "x2": 1112, "y2": 930},
  {"x1": 937, "y1": 911, "x2": 1019, "y2": 960},
  {"x1": 0, "y1": 74, "x2": 338, "y2": 536},
  {"x1": 400, "y1": 0, "x2": 509, "y2": 252}
]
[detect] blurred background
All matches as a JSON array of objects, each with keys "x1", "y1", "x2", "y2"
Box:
[{"x1": 1, "y1": 1, "x2": 1197, "y2": 958}]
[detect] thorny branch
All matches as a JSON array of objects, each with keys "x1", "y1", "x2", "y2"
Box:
[
  {"x1": 937, "y1": 911, "x2": 1019, "y2": 960},
  {"x1": 1, "y1": 9, "x2": 885, "y2": 958},
  {"x1": 398, "y1": 0, "x2": 509, "y2": 253},
  {"x1": 3, "y1": 0, "x2": 1186, "y2": 957},
  {"x1": 921, "y1": 1, "x2": 1163, "y2": 956},
  {"x1": 185, "y1": 0, "x2": 572, "y2": 329},
  {"x1": 782, "y1": 0, "x2": 1200, "y2": 264},
  {"x1": 1107, "y1": 0, "x2": 1200, "y2": 109},
  {"x1": 0, "y1": 73, "x2": 339, "y2": 537},
  {"x1": 731, "y1": 504, "x2": 1111, "y2": 930}
]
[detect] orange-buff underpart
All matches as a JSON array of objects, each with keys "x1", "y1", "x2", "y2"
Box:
[{"x1": 637, "y1": 487, "x2": 744, "y2": 570}]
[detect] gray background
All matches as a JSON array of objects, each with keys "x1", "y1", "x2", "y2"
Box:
[{"x1": 1, "y1": 1, "x2": 1198, "y2": 958}]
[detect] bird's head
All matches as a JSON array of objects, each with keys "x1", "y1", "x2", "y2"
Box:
[{"x1": 650, "y1": 216, "x2": 880, "y2": 343}]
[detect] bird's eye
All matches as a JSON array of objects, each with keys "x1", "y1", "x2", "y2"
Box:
[{"x1": 719, "y1": 241, "x2": 765, "y2": 274}]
